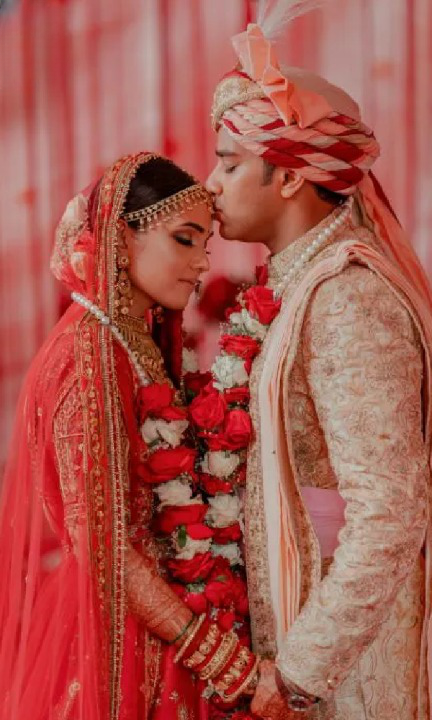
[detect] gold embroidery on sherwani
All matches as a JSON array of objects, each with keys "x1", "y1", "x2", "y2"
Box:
[
  {"x1": 246, "y1": 218, "x2": 430, "y2": 719},
  {"x1": 245, "y1": 210, "x2": 348, "y2": 656},
  {"x1": 276, "y1": 252, "x2": 429, "y2": 718}
]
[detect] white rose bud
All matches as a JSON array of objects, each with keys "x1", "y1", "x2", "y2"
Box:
[
  {"x1": 211, "y1": 354, "x2": 248, "y2": 391},
  {"x1": 201, "y1": 450, "x2": 240, "y2": 479},
  {"x1": 211, "y1": 542, "x2": 244, "y2": 566},
  {"x1": 182, "y1": 347, "x2": 199, "y2": 373},
  {"x1": 207, "y1": 494, "x2": 241, "y2": 528},
  {"x1": 154, "y1": 479, "x2": 202, "y2": 508},
  {"x1": 174, "y1": 535, "x2": 212, "y2": 560},
  {"x1": 141, "y1": 418, "x2": 188, "y2": 448}
]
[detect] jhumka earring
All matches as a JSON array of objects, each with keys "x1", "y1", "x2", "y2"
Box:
[
  {"x1": 152, "y1": 305, "x2": 165, "y2": 324},
  {"x1": 115, "y1": 223, "x2": 134, "y2": 317}
]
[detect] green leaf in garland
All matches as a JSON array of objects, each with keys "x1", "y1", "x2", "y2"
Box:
[{"x1": 177, "y1": 524, "x2": 187, "y2": 548}]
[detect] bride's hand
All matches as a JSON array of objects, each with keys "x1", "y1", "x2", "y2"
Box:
[{"x1": 251, "y1": 659, "x2": 295, "y2": 719}]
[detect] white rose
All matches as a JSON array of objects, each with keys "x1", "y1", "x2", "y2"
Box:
[
  {"x1": 141, "y1": 418, "x2": 188, "y2": 448},
  {"x1": 207, "y1": 494, "x2": 241, "y2": 528},
  {"x1": 211, "y1": 542, "x2": 244, "y2": 566},
  {"x1": 211, "y1": 355, "x2": 248, "y2": 391},
  {"x1": 153, "y1": 478, "x2": 202, "y2": 508},
  {"x1": 182, "y1": 347, "x2": 199, "y2": 373},
  {"x1": 229, "y1": 309, "x2": 267, "y2": 341},
  {"x1": 201, "y1": 451, "x2": 240, "y2": 478},
  {"x1": 174, "y1": 535, "x2": 212, "y2": 560}
]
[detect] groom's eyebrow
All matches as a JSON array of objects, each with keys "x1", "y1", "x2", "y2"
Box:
[{"x1": 216, "y1": 150, "x2": 239, "y2": 158}]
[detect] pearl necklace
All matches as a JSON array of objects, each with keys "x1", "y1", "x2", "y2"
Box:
[
  {"x1": 273, "y1": 197, "x2": 353, "y2": 297},
  {"x1": 71, "y1": 291, "x2": 150, "y2": 386}
]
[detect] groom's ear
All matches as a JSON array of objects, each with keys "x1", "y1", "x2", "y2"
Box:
[{"x1": 278, "y1": 169, "x2": 304, "y2": 199}]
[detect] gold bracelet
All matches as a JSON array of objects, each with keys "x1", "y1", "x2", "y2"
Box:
[
  {"x1": 184, "y1": 623, "x2": 220, "y2": 669},
  {"x1": 221, "y1": 654, "x2": 261, "y2": 703},
  {"x1": 173, "y1": 614, "x2": 205, "y2": 664},
  {"x1": 199, "y1": 631, "x2": 238, "y2": 681}
]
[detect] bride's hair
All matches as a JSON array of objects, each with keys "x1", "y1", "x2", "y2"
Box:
[{"x1": 123, "y1": 156, "x2": 197, "y2": 230}]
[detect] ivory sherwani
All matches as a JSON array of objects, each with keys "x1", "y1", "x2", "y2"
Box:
[{"x1": 245, "y1": 211, "x2": 431, "y2": 719}]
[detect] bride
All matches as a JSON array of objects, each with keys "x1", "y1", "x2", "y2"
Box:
[{"x1": 0, "y1": 152, "x2": 259, "y2": 720}]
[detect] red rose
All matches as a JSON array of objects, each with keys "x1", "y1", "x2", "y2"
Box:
[
  {"x1": 216, "y1": 609, "x2": 236, "y2": 631},
  {"x1": 137, "y1": 446, "x2": 196, "y2": 484},
  {"x1": 168, "y1": 552, "x2": 215, "y2": 582},
  {"x1": 213, "y1": 523, "x2": 242, "y2": 544},
  {"x1": 189, "y1": 384, "x2": 227, "y2": 430},
  {"x1": 170, "y1": 583, "x2": 209, "y2": 614},
  {"x1": 137, "y1": 382, "x2": 173, "y2": 419},
  {"x1": 243, "y1": 285, "x2": 281, "y2": 325},
  {"x1": 219, "y1": 334, "x2": 261, "y2": 362},
  {"x1": 137, "y1": 382, "x2": 186, "y2": 422},
  {"x1": 222, "y1": 409, "x2": 252, "y2": 450},
  {"x1": 255, "y1": 263, "x2": 268, "y2": 286},
  {"x1": 154, "y1": 504, "x2": 208, "y2": 535},
  {"x1": 183, "y1": 371, "x2": 212, "y2": 397},
  {"x1": 200, "y1": 474, "x2": 233, "y2": 496},
  {"x1": 187, "y1": 522, "x2": 215, "y2": 540},
  {"x1": 224, "y1": 386, "x2": 250, "y2": 406},
  {"x1": 184, "y1": 590, "x2": 208, "y2": 614}
]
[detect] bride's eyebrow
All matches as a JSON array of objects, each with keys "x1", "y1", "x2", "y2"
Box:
[{"x1": 176, "y1": 222, "x2": 206, "y2": 233}]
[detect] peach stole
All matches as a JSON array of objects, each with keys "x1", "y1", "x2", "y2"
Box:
[{"x1": 257, "y1": 240, "x2": 432, "y2": 705}]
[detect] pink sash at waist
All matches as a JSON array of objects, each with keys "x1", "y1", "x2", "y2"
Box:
[{"x1": 300, "y1": 486, "x2": 346, "y2": 558}]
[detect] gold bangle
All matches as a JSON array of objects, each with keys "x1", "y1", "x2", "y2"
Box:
[
  {"x1": 214, "y1": 646, "x2": 251, "y2": 692},
  {"x1": 199, "y1": 631, "x2": 238, "y2": 681},
  {"x1": 184, "y1": 623, "x2": 220, "y2": 669},
  {"x1": 222, "y1": 654, "x2": 260, "y2": 703},
  {"x1": 173, "y1": 614, "x2": 205, "y2": 664}
]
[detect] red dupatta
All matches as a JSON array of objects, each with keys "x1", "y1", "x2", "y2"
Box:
[{"x1": 0, "y1": 152, "x2": 170, "y2": 719}]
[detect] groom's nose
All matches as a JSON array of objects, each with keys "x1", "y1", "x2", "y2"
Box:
[{"x1": 205, "y1": 166, "x2": 221, "y2": 196}]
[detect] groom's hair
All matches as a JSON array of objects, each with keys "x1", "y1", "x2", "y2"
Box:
[{"x1": 262, "y1": 159, "x2": 345, "y2": 206}]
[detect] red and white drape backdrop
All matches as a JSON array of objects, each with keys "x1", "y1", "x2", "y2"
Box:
[{"x1": 0, "y1": 0, "x2": 431, "y2": 467}]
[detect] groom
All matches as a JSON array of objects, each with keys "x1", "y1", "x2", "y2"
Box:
[{"x1": 204, "y1": 23, "x2": 432, "y2": 720}]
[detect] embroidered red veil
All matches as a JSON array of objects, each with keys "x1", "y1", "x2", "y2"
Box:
[{"x1": 0, "y1": 152, "x2": 187, "y2": 719}]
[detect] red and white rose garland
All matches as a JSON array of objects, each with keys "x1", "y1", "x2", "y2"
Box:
[{"x1": 134, "y1": 264, "x2": 279, "y2": 640}]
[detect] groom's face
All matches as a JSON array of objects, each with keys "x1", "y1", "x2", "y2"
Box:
[{"x1": 206, "y1": 128, "x2": 285, "y2": 244}]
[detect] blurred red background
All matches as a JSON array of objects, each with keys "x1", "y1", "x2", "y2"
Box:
[{"x1": 0, "y1": 0, "x2": 431, "y2": 467}]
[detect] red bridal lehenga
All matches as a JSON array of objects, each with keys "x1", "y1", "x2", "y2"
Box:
[{"x1": 0, "y1": 153, "x2": 231, "y2": 720}]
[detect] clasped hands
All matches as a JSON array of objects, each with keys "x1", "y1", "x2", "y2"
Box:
[{"x1": 250, "y1": 659, "x2": 318, "y2": 720}]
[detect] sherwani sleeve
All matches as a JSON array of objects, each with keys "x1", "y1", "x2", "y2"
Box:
[
  {"x1": 52, "y1": 377, "x2": 192, "y2": 643},
  {"x1": 276, "y1": 264, "x2": 429, "y2": 699}
]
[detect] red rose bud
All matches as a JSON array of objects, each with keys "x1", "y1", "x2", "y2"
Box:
[
  {"x1": 219, "y1": 334, "x2": 261, "y2": 361},
  {"x1": 154, "y1": 504, "x2": 208, "y2": 535},
  {"x1": 189, "y1": 384, "x2": 227, "y2": 430},
  {"x1": 222, "y1": 409, "x2": 252, "y2": 450},
  {"x1": 243, "y1": 285, "x2": 281, "y2": 325},
  {"x1": 200, "y1": 473, "x2": 233, "y2": 496},
  {"x1": 212, "y1": 523, "x2": 242, "y2": 544},
  {"x1": 255, "y1": 263, "x2": 269, "y2": 286},
  {"x1": 137, "y1": 382, "x2": 174, "y2": 421},
  {"x1": 186, "y1": 522, "x2": 215, "y2": 540},
  {"x1": 184, "y1": 590, "x2": 208, "y2": 614},
  {"x1": 167, "y1": 552, "x2": 215, "y2": 582},
  {"x1": 217, "y1": 609, "x2": 236, "y2": 632},
  {"x1": 224, "y1": 386, "x2": 250, "y2": 406},
  {"x1": 183, "y1": 371, "x2": 212, "y2": 397},
  {"x1": 136, "y1": 446, "x2": 196, "y2": 484}
]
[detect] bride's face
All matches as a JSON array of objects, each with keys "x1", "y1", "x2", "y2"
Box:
[{"x1": 125, "y1": 201, "x2": 212, "y2": 313}]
